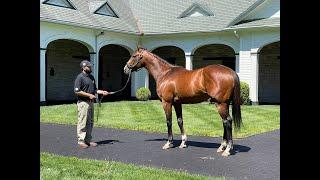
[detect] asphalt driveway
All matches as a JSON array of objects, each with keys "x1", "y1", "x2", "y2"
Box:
[{"x1": 40, "y1": 123, "x2": 279, "y2": 180}]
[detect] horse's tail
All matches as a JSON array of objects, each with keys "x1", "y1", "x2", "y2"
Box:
[{"x1": 232, "y1": 73, "x2": 242, "y2": 130}]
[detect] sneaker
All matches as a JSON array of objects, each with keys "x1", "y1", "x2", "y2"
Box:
[
  {"x1": 89, "y1": 142, "x2": 98, "y2": 147},
  {"x1": 78, "y1": 142, "x2": 89, "y2": 149}
]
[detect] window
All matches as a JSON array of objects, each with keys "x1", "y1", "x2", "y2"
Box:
[
  {"x1": 94, "y1": 2, "x2": 118, "y2": 18},
  {"x1": 42, "y1": 0, "x2": 76, "y2": 9},
  {"x1": 179, "y1": 3, "x2": 214, "y2": 18}
]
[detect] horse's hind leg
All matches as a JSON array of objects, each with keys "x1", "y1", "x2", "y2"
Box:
[
  {"x1": 162, "y1": 101, "x2": 174, "y2": 149},
  {"x1": 217, "y1": 121, "x2": 227, "y2": 153},
  {"x1": 216, "y1": 102, "x2": 233, "y2": 157},
  {"x1": 173, "y1": 103, "x2": 187, "y2": 148}
]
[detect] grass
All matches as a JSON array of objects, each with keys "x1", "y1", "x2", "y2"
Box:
[
  {"x1": 40, "y1": 100, "x2": 279, "y2": 138},
  {"x1": 40, "y1": 152, "x2": 222, "y2": 180}
]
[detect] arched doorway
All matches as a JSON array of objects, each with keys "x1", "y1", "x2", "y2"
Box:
[
  {"x1": 150, "y1": 46, "x2": 185, "y2": 99},
  {"x1": 258, "y1": 41, "x2": 280, "y2": 104},
  {"x1": 46, "y1": 39, "x2": 90, "y2": 103},
  {"x1": 99, "y1": 44, "x2": 131, "y2": 101},
  {"x1": 193, "y1": 44, "x2": 235, "y2": 70}
]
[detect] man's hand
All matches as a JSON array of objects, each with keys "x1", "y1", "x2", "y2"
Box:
[
  {"x1": 102, "y1": 90, "x2": 109, "y2": 96},
  {"x1": 89, "y1": 94, "x2": 96, "y2": 100},
  {"x1": 97, "y1": 90, "x2": 109, "y2": 96}
]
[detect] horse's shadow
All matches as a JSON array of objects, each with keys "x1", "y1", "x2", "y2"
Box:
[
  {"x1": 96, "y1": 140, "x2": 121, "y2": 145},
  {"x1": 145, "y1": 138, "x2": 251, "y2": 154}
]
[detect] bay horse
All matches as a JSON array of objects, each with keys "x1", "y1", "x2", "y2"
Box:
[{"x1": 124, "y1": 47, "x2": 242, "y2": 157}]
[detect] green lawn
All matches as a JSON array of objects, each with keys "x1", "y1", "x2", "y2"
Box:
[
  {"x1": 40, "y1": 100, "x2": 279, "y2": 138},
  {"x1": 41, "y1": 152, "x2": 222, "y2": 180}
]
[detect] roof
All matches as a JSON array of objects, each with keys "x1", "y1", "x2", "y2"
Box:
[
  {"x1": 226, "y1": 0, "x2": 266, "y2": 26},
  {"x1": 227, "y1": 17, "x2": 279, "y2": 29},
  {"x1": 40, "y1": 0, "x2": 278, "y2": 35},
  {"x1": 40, "y1": 0, "x2": 140, "y2": 34}
]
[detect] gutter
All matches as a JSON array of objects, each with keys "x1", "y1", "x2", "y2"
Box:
[
  {"x1": 40, "y1": 17, "x2": 279, "y2": 36},
  {"x1": 225, "y1": 24, "x2": 280, "y2": 31},
  {"x1": 40, "y1": 17, "x2": 139, "y2": 35}
]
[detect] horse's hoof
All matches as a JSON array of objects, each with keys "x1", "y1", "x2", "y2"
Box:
[
  {"x1": 221, "y1": 151, "x2": 230, "y2": 157},
  {"x1": 162, "y1": 142, "x2": 173, "y2": 149},
  {"x1": 179, "y1": 143, "x2": 187, "y2": 148},
  {"x1": 217, "y1": 147, "x2": 225, "y2": 153}
]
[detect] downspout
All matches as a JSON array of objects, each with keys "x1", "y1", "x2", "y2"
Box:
[
  {"x1": 233, "y1": 30, "x2": 240, "y2": 73},
  {"x1": 95, "y1": 31, "x2": 104, "y2": 89},
  {"x1": 133, "y1": 16, "x2": 147, "y2": 93}
]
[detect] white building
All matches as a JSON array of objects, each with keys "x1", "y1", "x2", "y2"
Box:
[{"x1": 40, "y1": 0, "x2": 280, "y2": 105}]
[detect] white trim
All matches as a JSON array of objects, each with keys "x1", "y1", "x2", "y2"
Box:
[
  {"x1": 191, "y1": 40, "x2": 238, "y2": 55},
  {"x1": 43, "y1": 33, "x2": 94, "y2": 52},
  {"x1": 185, "y1": 52, "x2": 193, "y2": 70},
  {"x1": 98, "y1": 41, "x2": 134, "y2": 55},
  {"x1": 235, "y1": 54, "x2": 239, "y2": 73},
  {"x1": 258, "y1": 40, "x2": 280, "y2": 53},
  {"x1": 226, "y1": 24, "x2": 279, "y2": 30},
  {"x1": 178, "y1": 3, "x2": 214, "y2": 18},
  {"x1": 40, "y1": 49, "x2": 46, "y2": 102},
  {"x1": 250, "y1": 52, "x2": 259, "y2": 103}
]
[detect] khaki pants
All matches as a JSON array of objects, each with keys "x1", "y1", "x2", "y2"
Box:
[{"x1": 77, "y1": 100, "x2": 94, "y2": 144}]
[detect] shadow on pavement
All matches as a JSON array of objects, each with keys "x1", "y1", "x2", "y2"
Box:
[
  {"x1": 145, "y1": 138, "x2": 251, "y2": 154},
  {"x1": 96, "y1": 140, "x2": 120, "y2": 145}
]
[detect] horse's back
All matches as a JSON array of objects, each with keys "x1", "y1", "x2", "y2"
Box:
[{"x1": 202, "y1": 64, "x2": 236, "y2": 74}]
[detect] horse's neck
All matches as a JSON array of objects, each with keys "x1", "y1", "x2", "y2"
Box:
[{"x1": 144, "y1": 54, "x2": 172, "y2": 82}]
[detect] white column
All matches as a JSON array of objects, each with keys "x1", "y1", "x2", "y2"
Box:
[
  {"x1": 185, "y1": 52, "x2": 193, "y2": 70},
  {"x1": 40, "y1": 48, "x2": 46, "y2": 103},
  {"x1": 235, "y1": 53, "x2": 239, "y2": 73},
  {"x1": 131, "y1": 72, "x2": 136, "y2": 97},
  {"x1": 145, "y1": 71, "x2": 149, "y2": 88},
  {"x1": 90, "y1": 53, "x2": 98, "y2": 87},
  {"x1": 250, "y1": 51, "x2": 259, "y2": 105},
  {"x1": 132, "y1": 69, "x2": 147, "y2": 97}
]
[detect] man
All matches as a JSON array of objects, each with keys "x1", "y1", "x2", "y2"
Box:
[{"x1": 74, "y1": 60, "x2": 108, "y2": 149}]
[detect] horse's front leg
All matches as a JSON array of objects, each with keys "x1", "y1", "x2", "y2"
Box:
[
  {"x1": 173, "y1": 103, "x2": 187, "y2": 148},
  {"x1": 162, "y1": 101, "x2": 173, "y2": 149}
]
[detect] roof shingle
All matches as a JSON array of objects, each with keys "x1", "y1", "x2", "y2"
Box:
[{"x1": 40, "y1": 0, "x2": 278, "y2": 35}]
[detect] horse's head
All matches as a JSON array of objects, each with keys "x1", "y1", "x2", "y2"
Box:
[{"x1": 124, "y1": 47, "x2": 146, "y2": 75}]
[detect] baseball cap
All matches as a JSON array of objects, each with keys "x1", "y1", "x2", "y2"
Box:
[{"x1": 80, "y1": 60, "x2": 93, "y2": 68}]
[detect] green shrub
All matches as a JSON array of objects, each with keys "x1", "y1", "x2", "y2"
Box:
[
  {"x1": 240, "y1": 81, "x2": 250, "y2": 105},
  {"x1": 136, "y1": 87, "x2": 151, "y2": 101}
]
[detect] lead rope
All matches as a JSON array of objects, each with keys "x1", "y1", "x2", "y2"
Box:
[{"x1": 96, "y1": 70, "x2": 131, "y2": 122}]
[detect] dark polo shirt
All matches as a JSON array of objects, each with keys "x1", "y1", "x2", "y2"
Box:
[{"x1": 74, "y1": 72, "x2": 97, "y2": 101}]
